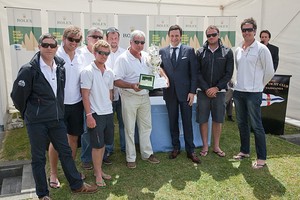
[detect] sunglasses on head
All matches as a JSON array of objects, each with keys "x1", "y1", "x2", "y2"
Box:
[
  {"x1": 242, "y1": 28, "x2": 254, "y2": 33},
  {"x1": 96, "y1": 50, "x2": 110, "y2": 56},
  {"x1": 206, "y1": 33, "x2": 218, "y2": 38},
  {"x1": 40, "y1": 43, "x2": 57, "y2": 48},
  {"x1": 67, "y1": 37, "x2": 81, "y2": 43},
  {"x1": 133, "y1": 40, "x2": 145, "y2": 45},
  {"x1": 88, "y1": 35, "x2": 103, "y2": 40}
]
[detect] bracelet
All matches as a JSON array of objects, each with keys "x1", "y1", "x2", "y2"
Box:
[{"x1": 86, "y1": 113, "x2": 92, "y2": 117}]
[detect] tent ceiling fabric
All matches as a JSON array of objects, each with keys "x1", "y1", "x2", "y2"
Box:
[{"x1": 101, "y1": 0, "x2": 241, "y2": 7}]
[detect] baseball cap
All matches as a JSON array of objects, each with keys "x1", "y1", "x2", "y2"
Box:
[{"x1": 106, "y1": 27, "x2": 119, "y2": 36}]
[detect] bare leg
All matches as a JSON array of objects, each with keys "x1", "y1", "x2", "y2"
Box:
[
  {"x1": 67, "y1": 134, "x2": 78, "y2": 159},
  {"x1": 92, "y1": 147, "x2": 105, "y2": 186},
  {"x1": 200, "y1": 122, "x2": 209, "y2": 155},
  {"x1": 48, "y1": 143, "x2": 60, "y2": 187},
  {"x1": 212, "y1": 122, "x2": 225, "y2": 156}
]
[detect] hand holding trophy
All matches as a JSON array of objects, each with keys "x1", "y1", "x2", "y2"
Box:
[{"x1": 146, "y1": 44, "x2": 168, "y2": 89}]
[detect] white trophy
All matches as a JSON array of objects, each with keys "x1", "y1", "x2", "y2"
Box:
[{"x1": 146, "y1": 44, "x2": 168, "y2": 89}]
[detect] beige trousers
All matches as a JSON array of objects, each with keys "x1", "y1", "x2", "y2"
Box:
[{"x1": 120, "y1": 90, "x2": 153, "y2": 162}]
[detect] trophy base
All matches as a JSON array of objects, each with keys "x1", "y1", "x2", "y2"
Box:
[{"x1": 154, "y1": 77, "x2": 167, "y2": 89}]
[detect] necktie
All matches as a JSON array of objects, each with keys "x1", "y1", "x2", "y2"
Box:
[{"x1": 171, "y1": 47, "x2": 177, "y2": 67}]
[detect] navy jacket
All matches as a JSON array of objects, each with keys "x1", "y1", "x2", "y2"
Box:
[
  {"x1": 159, "y1": 45, "x2": 198, "y2": 102},
  {"x1": 11, "y1": 52, "x2": 65, "y2": 124},
  {"x1": 267, "y1": 43, "x2": 279, "y2": 71},
  {"x1": 196, "y1": 39, "x2": 234, "y2": 91}
]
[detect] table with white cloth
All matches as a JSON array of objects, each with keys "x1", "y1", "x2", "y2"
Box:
[{"x1": 150, "y1": 96, "x2": 212, "y2": 152}]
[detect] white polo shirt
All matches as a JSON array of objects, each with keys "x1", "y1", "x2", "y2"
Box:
[
  {"x1": 79, "y1": 45, "x2": 95, "y2": 68},
  {"x1": 57, "y1": 45, "x2": 83, "y2": 105},
  {"x1": 39, "y1": 57, "x2": 57, "y2": 97},
  {"x1": 114, "y1": 49, "x2": 151, "y2": 95},
  {"x1": 80, "y1": 62, "x2": 114, "y2": 115},
  {"x1": 105, "y1": 46, "x2": 126, "y2": 101}
]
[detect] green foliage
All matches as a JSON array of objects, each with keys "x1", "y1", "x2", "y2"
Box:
[{"x1": 0, "y1": 127, "x2": 30, "y2": 160}]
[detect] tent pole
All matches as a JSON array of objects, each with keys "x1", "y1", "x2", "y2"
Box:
[
  {"x1": 157, "y1": 0, "x2": 161, "y2": 16},
  {"x1": 260, "y1": 0, "x2": 265, "y2": 30},
  {"x1": 88, "y1": 0, "x2": 93, "y2": 27}
]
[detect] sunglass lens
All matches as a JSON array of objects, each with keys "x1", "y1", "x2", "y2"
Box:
[
  {"x1": 90, "y1": 35, "x2": 103, "y2": 39},
  {"x1": 207, "y1": 33, "x2": 218, "y2": 38},
  {"x1": 41, "y1": 43, "x2": 57, "y2": 48},
  {"x1": 134, "y1": 41, "x2": 145, "y2": 45},
  {"x1": 97, "y1": 51, "x2": 110, "y2": 56},
  {"x1": 242, "y1": 28, "x2": 254, "y2": 32},
  {"x1": 67, "y1": 37, "x2": 81, "y2": 43}
]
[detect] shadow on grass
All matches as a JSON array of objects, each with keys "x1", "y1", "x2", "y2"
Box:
[
  {"x1": 238, "y1": 159, "x2": 286, "y2": 200},
  {"x1": 49, "y1": 149, "x2": 201, "y2": 200},
  {"x1": 100, "y1": 151, "x2": 201, "y2": 200}
]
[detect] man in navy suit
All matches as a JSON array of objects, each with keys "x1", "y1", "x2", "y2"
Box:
[
  {"x1": 159, "y1": 25, "x2": 200, "y2": 164},
  {"x1": 260, "y1": 30, "x2": 279, "y2": 71}
]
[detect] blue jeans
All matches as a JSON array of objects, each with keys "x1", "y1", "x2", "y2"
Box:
[
  {"x1": 105, "y1": 98, "x2": 125, "y2": 156},
  {"x1": 233, "y1": 91, "x2": 267, "y2": 160},
  {"x1": 81, "y1": 113, "x2": 92, "y2": 164},
  {"x1": 26, "y1": 120, "x2": 82, "y2": 198}
]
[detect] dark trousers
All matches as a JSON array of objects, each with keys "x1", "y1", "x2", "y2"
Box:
[
  {"x1": 233, "y1": 91, "x2": 267, "y2": 160},
  {"x1": 165, "y1": 98, "x2": 195, "y2": 154},
  {"x1": 26, "y1": 120, "x2": 82, "y2": 198}
]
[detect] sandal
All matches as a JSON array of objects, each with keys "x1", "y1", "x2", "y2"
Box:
[
  {"x1": 213, "y1": 150, "x2": 226, "y2": 157},
  {"x1": 48, "y1": 177, "x2": 61, "y2": 189},
  {"x1": 102, "y1": 173, "x2": 112, "y2": 180},
  {"x1": 233, "y1": 153, "x2": 250, "y2": 160},
  {"x1": 199, "y1": 150, "x2": 208, "y2": 157},
  {"x1": 96, "y1": 179, "x2": 106, "y2": 188},
  {"x1": 93, "y1": 173, "x2": 112, "y2": 180},
  {"x1": 252, "y1": 162, "x2": 266, "y2": 169}
]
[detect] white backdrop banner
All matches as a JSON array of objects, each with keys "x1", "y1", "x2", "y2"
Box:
[
  {"x1": 6, "y1": 7, "x2": 41, "y2": 81},
  {"x1": 117, "y1": 15, "x2": 147, "y2": 49},
  {"x1": 178, "y1": 16, "x2": 204, "y2": 50},
  {"x1": 47, "y1": 11, "x2": 81, "y2": 44},
  {"x1": 148, "y1": 15, "x2": 176, "y2": 48},
  {"x1": 207, "y1": 16, "x2": 236, "y2": 48},
  {"x1": 83, "y1": 12, "x2": 114, "y2": 42}
]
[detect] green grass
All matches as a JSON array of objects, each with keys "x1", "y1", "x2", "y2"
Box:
[{"x1": 1, "y1": 117, "x2": 300, "y2": 199}]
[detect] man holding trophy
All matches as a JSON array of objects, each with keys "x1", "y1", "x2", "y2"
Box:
[{"x1": 113, "y1": 30, "x2": 168, "y2": 169}]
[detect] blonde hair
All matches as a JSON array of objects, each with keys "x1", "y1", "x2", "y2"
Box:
[
  {"x1": 92, "y1": 40, "x2": 111, "y2": 52},
  {"x1": 63, "y1": 25, "x2": 82, "y2": 39}
]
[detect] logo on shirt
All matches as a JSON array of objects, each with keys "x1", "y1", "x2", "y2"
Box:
[{"x1": 18, "y1": 80, "x2": 25, "y2": 87}]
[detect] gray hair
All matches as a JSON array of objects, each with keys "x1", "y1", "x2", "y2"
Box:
[
  {"x1": 130, "y1": 30, "x2": 145, "y2": 41},
  {"x1": 87, "y1": 27, "x2": 103, "y2": 37}
]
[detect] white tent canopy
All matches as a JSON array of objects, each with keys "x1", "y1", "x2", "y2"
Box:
[{"x1": 0, "y1": 0, "x2": 299, "y2": 130}]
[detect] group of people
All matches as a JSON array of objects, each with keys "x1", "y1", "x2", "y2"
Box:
[{"x1": 10, "y1": 17, "x2": 278, "y2": 199}]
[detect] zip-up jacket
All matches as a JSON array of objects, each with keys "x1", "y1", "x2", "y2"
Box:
[
  {"x1": 196, "y1": 39, "x2": 234, "y2": 91},
  {"x1": 11, "y1": 52, "x2": 66, "y2": 124}
]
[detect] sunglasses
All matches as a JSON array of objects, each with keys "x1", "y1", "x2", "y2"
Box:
[
  {"x1": 96, "y1": 50, "x2": 110, "y2": 56},
  {"x1": 133, "y1": 40, "x2": 145, "y2": 45},
  {"x1": 67, "y1": 37, "x2": 81, "y2": 43},
  {"x1": 40, "y1": 43, "x2": 57, "y2": 48},
  {"x1": 242, "y1": 28, "x2": 254, "y2": 33},
  {"x1": 206, "y1": 33, "x2": 218, "y2": 38},
  {"x1": 88, "y1": 35, "x2": 103, "y2": 40}
]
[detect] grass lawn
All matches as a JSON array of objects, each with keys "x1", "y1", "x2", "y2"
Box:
[{"x1": 1, "y1": 117, "x2": 300, "y2": 199}]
